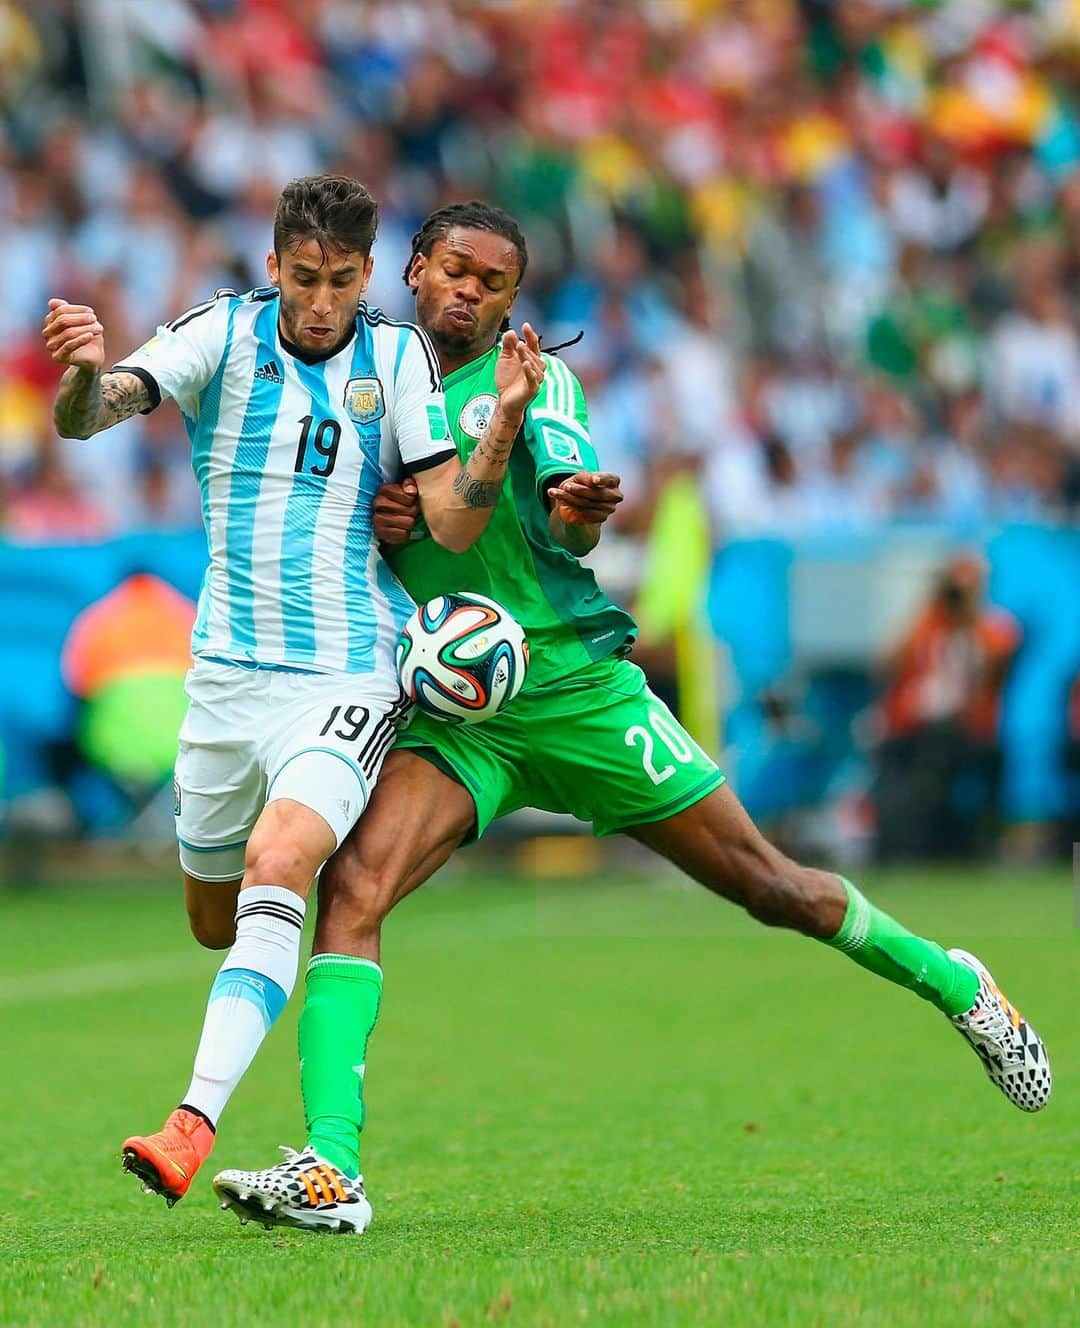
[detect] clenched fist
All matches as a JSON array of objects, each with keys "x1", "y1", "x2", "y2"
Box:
[{"x1": 42, "y1": 299, "x2": 105, "y2": 371}]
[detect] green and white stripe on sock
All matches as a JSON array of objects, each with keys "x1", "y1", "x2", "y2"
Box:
[{"x1": 824, "y1": 877, "x2": 979, "y2": 1018}]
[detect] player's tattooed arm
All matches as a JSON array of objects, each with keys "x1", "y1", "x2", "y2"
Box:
[
  {"x1": 415, "y1": 324, "x2": 544, "y2": 551},
  {"x1": 451, "y1": 469, "x2": 503, "y2": 509},
  {"x1": 44, "y1": 299, "x2": 153, "y2": 439},
  {"x1": 451, "y1": 414, "x2": 521, "y2": 508},
  {"x1": 53, "y1": 369, "x2": 152, "y2": 440}
]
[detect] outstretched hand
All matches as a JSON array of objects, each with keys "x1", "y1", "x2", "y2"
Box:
[
  {"x1": 547, "y1": 471, "x2": 623, "y2": 527},
  {"x1": 42, "y1": 298, "x2": 105, "y2": 371},
  {"x1": 494, "y1": 322, "x2": 545, "y2": 417}
]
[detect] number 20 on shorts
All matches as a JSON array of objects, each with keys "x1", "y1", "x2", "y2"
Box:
[{"x1": 625, "y1": 708, "x2": 695, "y2": 785}]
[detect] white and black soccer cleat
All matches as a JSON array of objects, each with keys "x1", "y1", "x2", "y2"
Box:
[
  {"x1": 212, "y1": 1146, "x2": 372, "y2": 1234},
  {"x1": 948, "y1": 949, "x2": 1051, "y2": 1112}
]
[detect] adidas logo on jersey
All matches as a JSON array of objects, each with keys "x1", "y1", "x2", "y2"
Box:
[{"x1": 253, "y1": 359, "x2": 284, "y2": 384}]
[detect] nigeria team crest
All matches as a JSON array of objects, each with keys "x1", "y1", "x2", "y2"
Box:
[
  {"x1": 459, "y1": 393, "x2": 499, "y2": 439},
  {"x1": 344, "y1": 376, "x2": 385, "y2": 425}
]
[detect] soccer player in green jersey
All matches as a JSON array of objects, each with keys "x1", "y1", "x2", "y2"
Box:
[{"x1": 211, "y1": 203, "x2": 1051, "y2": 1234}]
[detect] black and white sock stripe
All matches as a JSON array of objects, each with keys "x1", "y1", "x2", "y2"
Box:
[{"x1": 235, "y1": 898, "x2": 305, "y2": 931}]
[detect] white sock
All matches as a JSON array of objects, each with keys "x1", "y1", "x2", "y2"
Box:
[{"x1": 181, "y1": 885, "x2": 306, "y2": 1126}]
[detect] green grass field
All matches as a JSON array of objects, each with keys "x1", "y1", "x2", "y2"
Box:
[{"x1": 1, "y1": 862, "x2": 1076, "y2": 1327}]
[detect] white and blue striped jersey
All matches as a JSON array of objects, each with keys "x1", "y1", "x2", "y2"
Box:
[{"x1": 116, "y1": 289, "x2": 455, "y2": 675}]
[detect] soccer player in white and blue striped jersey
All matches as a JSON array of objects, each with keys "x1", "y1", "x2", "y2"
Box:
[{"x1": 44, "y1": 174, "x2": 546, "y2": 1206}]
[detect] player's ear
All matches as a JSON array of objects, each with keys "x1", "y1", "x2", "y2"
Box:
[
  {"x1": 406, "y1": 253, "x2": 425, "y2": 291},
  {"x1": 266, "y1": 250, "x2": 280, "y2": 287},
  {"x1": 505, "y1": 284, "x2": 520, "y2": 319},
  {"x1": 360, "y1": 254, "x2": 374, "y2": 292}
]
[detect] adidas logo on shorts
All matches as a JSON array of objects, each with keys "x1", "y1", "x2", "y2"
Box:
[{"x1": 254, "y1": 359, "x2": 284, "y2": 384}]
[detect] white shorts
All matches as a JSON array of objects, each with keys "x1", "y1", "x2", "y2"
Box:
[{"x1": 175, "y1": 657, "x2": 408, "y2": 882}]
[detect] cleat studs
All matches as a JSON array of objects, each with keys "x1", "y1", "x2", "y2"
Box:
[
  {"x1": 263, "y1": 1222, "x2": 274, "y2": 1231},
  {"x1": 220, "y1": 1202, "x2": 230, "y2": 1211}
]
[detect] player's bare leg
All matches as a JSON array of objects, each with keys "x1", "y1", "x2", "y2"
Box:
[
  {"x1": 215, "y1": 751, "x2": 474, "y2": 1231},
  {"x1": 315, "y1": 749, "x2": 476, "y2": 961},
  {"x1": 629, "y1": 784, "x2": 1051, "y2": 1110},
  {"x1": 124, "y1": 799, "x2": 337, "y2": 1203},
  {"x1": 183, "y1": 872, "x2": 241, "y2": 950},
  {"x1": 628, "y1": 784, "x2": 845, "y2": 935}
]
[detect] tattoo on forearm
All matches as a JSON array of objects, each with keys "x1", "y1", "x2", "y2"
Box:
[
  {"x1": 54, "y1": 369, "x2": 149, "y2": 438},
  {"x1": 100, "y1": 374, "x2": 150, "y2": 425},
  {"x1": 452, "y1": 469, "x2": 502, "y2": 508},
  {"x1": 54, "y1": 367, "x2": 104, "y2": 438},
  {"x1": 471, "y1": 439, "x2": 512, "y2": 468}
]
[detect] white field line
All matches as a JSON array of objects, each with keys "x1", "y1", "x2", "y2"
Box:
[{"x1": 0, "y1": 951, "x2": 211, "y2": 1006}]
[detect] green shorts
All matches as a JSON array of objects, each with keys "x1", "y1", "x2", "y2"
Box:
[{"x1": 395, "y1": 656, "x2": 725, "y2": 839}]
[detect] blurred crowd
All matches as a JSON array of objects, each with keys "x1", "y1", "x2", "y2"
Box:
[{"x1": 3, "y1": 0, "x2": 1080, "y2": 541}]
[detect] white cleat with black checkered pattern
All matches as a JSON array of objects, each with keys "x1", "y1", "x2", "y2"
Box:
[
  {"x1": 948, "y1": 949, "x2": 1051, "y2": 1112},
  {"x1": 213, "y1": 1146, "x2": 372, "y2": 1234}
]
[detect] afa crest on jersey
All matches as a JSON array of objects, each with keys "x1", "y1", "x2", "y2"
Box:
[
  {"x1": 459, "y1": 393, "x2": 499, "y2": 440},
  {"x1": 344, "y1": 376, "x2": 385, "y2": 425}
]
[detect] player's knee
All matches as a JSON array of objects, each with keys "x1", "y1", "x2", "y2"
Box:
[{"x1": 243, "y1": 837, "x2": 313, "y2": 890}]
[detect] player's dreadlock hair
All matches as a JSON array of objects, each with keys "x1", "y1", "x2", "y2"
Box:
[
  {"x1": 402, "y1": 201, "x2": 529, "y2": 290},
  {"x1": 274, "y1": 175, "x2": 379, "y2": 261},
  {"x1": 402, "y1": 201, "x2": 584, "y2": 351}
]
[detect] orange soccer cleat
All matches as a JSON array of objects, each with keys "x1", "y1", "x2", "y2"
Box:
[{"x1": 121, "y1": 1107, "x2": 216, "y2": 1207}]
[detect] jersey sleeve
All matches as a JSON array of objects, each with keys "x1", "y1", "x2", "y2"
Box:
[
  {"x1": 525, "y1": 354, "x2": 599, "y2": 498},
  {"x1": 391, "y1": 326, "x2": 457, "y2": 474},
  {"x1": 112, "y1": 291, "x2": 234, "y2": 418}
]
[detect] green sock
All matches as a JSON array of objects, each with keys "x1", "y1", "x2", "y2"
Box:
[
  {"x1": 299, "y1": 954, "x2": 383, "y2": 1179},
  {"x1": 824, "y1": 878, "x2": 979, "y2": 1017}
]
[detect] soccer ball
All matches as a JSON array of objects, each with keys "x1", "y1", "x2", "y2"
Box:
[{"x1": 396, "y1": 592, "x2": 529, "y2": 724}]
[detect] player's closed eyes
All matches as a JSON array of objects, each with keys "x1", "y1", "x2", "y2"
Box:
[{"x1": 444, "y1": 265, "x2": 504, "y2": 293}]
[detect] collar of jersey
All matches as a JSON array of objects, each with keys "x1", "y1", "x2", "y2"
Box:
[
  {"x1": 278, "y1": 322, "x2": 357, "y2": 366},
  {"x1": 440, "y1": 342, "x2": 499, "y2": 389}
]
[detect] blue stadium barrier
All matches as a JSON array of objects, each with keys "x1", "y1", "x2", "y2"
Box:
[
  {"x1": 0, "y1": 532, "x2": 207, "y2": 804},
  {"x1": 988, "y1": 524, "x2": 1080, "y2": 821},
  {"x1": 705, "y1": 524, "x2": 1080, "y2": 825},
  {"x1": 706, "y1": 538, "x2": 792, "y2": 689},
  {"x1": 2, "y1": 525, "x2": 1077, "y2": 830}
]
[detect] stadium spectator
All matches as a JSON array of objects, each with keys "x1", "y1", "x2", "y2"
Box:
[
  {"x1": 4, "y1": 432, "x2": 108, "y2": 542},
  {"x1": 4, "y1": 0, "x2": 1080, "y2": 535},
  {"x1": 4, "y1": 0, "x2": 1080, "y2": 851},
  {"x1": 873, "y1": 553, "x2": 1021, "y2": 860},
  {"x1": 60, "y1": 569, "x2": 195, "y2": 798}
]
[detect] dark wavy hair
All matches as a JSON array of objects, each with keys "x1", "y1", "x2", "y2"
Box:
[
  {"x1": 402, "y1": 200, "x2": 528, "y2": 287},
  {"x1": 274, "y1": 175, "x2": 379, "y2": 260}
]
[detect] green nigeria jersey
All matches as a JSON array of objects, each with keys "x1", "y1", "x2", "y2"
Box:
[{"x1": 388, "y1": 345, "x2": 637, "y2": 689}]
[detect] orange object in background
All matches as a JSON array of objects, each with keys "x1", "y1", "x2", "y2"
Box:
[
  {"x1": 880, "y1": 555, "x2": 1020, "y2": 744},
  {"x1": 62, "y1": 572, "x2": 195, "y2": 699}
]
